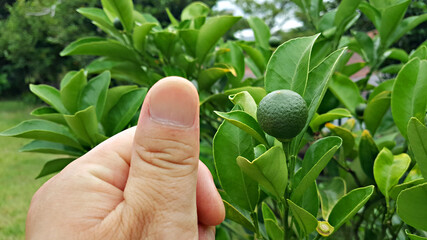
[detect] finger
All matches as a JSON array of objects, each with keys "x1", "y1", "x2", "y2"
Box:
[
  {"x1": 198, "y1": 224, "x2": 216, "y2": 240},
  {"x1": 197, "y1": 162, "x2": 225, "y2": 226},
  {"x1": 123, "y1": 77, "x2": 200, "y2": 238}
]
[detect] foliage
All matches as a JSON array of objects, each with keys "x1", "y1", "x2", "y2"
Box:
[{"x1": 2, "y1": 0, "x2": 427, "y2": 239}]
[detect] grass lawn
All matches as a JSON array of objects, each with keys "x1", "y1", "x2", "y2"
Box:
[{"x1": 0, "y1": 100, "x2": 51, "y2": 240}]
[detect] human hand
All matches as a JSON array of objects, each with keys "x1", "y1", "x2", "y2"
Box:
[{"x1": 26, "y1": 77, "x2": 225, "y2": 239}]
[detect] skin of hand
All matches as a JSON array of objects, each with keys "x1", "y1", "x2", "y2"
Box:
[{"x1": 26, "y1": 77, "x2": 225, "y2": 240}]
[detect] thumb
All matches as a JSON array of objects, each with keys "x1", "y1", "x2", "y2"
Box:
[{"x1": 123, "y1": 77, "x2": 200, "y2": 238}]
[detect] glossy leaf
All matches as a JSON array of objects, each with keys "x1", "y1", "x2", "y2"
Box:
[
  {"x1": 229, "y1": 91, "x2": 257, "y2": 119},
  {"x1": 328, "y1": 185, "x2": 374, "y2": 230},
  {"x1": 318, "y1": 177, "x2": 346, "y2": 220},
  {"x1": 341, "y1": 62, "x2": 367, "y2": 77},
  {"x1": 262, "y1": 202, "x2": 284, "y2": 240},
  {"x1": 60, "y1": 70, "x2": 87, "y2": 114},
  {"x1": 0, "y1": 119, "x2": 81, "y2": 149},
  {"x1": 214, "y1": 120, "x2": 259, "y2": 211},
  {"x1": 198, "y1": 67, "x2": 233, "y2": 91},
  {"x1": 60, "y1": 37, "x2": 138, "y2": 62},
  {"x1": 237, "y1": 146, "x2": 287, "y2": 199},
  {"x1": 77, "y1": 8, "x2": 121, "y2": 39},
  {"x1": 384, "y1": 48, "x2": 409, "y2": 63},
  {"x1": 101, "y1": 0, "x2": 134, "y2": 32},
  {"x1": 153, "y1": 31, "x2": 177, "y2": 58},
  {"x1": 379, "y1": 0, "x2": 411, "y2": 47},
  {"x1": 374, "y1": 148, "x2": 411, "y2": 203},
  {"x1": 265, "y1": 34, "x2": 319, "y2": 93},
  {"x1": 222, "y1": 200, "x2": 255, "y2": 232},
  {"x1": 409, "y1": 45, "x2": 427, "y2": 60},
  {"x1": 334, "y1": 0, "x2": 361, "y2": 35},
  {"x1": 86, "y1": 58, "x2": 147, "y2": 85},
  {"x1": 239, "y1": 43, "x2": 267, "y2": 73},
  {"x1": 20, "y1": 140, "x2": 85, "y2": 157},
  {"x1": 36, "y1": 158, "x2": 76, "y2": 179},
  {"x1": 325, "y1": 123, "x2": 354, "y2": 157},
  {"x1": 287, "y1": 199, "x2": 318, "y2": 236},
  {"x1": 104, "y1": 88, "x2": 147, "y2": 135},
  {"x1": 196, "y1": 16, "x2": 241, "y2": 62},
  {"x1": 391, "y1": 58, "x2": 427, "y2": 137},
  {"x1": 390, "y1": 178, "x2": 425, "y2": 200},
  {"x1": 64, "y1": 106, "x2": 102, "y2": 147},
  {"x1": 388, "y1": 13, "x2": 427, "y2": 50},
  {"x1": 215, "y1": 110, "x2": 268, "y2": 146},
  {"x1": 224, "y1": 87, "x2": 266, "y2": 104},
  {"x1": 31, "y1": 107, "x2": 66, "y2": 125},
  {"x1": 359, "y1": 130, "x2": 379, "y2": 179},
  {"x1": 368, "y1": 79, "x2": 394, "y2": 102},
  {"x1": 365, "y1": 91, "x2": 391, "y2": 135},
  {"x1": 359, "y1": 1, "x2": 381, "y2": 29},
  {"x1": 406, "y1": 230, "x2": 427, "y2": 240},
  {"x1": 248, "y1": 17, "x2": 270, "y2": 50},
  {"x1": 397, "y1": 183, "x2": 427, "y2": 231},
  {"x1": 79, "y1": 71, "x2": 111, "y2": 121},
  {"x1": 219, "y1": 42, "x2": 245, "y2": 87},
  {"x1": 310, "y1": 108, "x2": 352, "y2": 132},
  {"x1": 181, "y1": 2, "x2": 210, "y2": 20},
  {"x1": 329, "y1": 72, "x2": 365, "y2": 115},
  {"x1": 133, "y1": 23, "x2": 156, "y2": 52},
  {"x1": 407, "y1": 118, "x2": 427, "y2": 179},
  {"x1": 292, "y1": 136, "x2": 342, "y2": 203},
  {"x1": 29, "y1": 84, "x2": 67, "y2": 114},
  {"x1": 102, "y1": 85, "x2": 138, "y2": 122},
  {"x1": 179, "y1": 29, "x2": 199, "y2": 57}
]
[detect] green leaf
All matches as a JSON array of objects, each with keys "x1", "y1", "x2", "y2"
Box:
[
  {"x1": 287, "y1": 199, "x2": 318, "y2": 236},
  {"x1": 214, "y1": 120, "x2": 259, "y2": 211},
  {"x1": 20, "y1": 140, "x2": 85, "y2": 156},
  {"x1": 365, "y1": 91, "x2": 391, "y2": 135},
  {"x1": 31, "y1": 107, "x2": 66, "y2": 125},
  {"x1": 407, "y1": 118, "x2": 427, "y2": 179},
  {"x1": 104, "y1": 88, "x2": 147, "y2": 135},
  {"x1": 60, "y1": 37, "x2": 138, "y2": 62},
  {"x1": 352, "y1": 31, "x2": 375, "y2": 63},
  {"x1": 328, "y1": 185, "x2": 374, "y2": 230},
  {"x1": 368, "y1": 79, "x2": 394, "y2": 102},
  {"x1": 218, "y1": 42, "x2": 245, "y2": 87},
  {"x1": 359, "y1": 130, "x2": 379, "y2": 179},
  {"x1": 36, "y1": 158, "x2": 75, "y2": 179},
  {"x1": 379, "y1": 0, "x2": 411, "y2": 47},
  {"x1": 179, "y1": 29, "x2": 199, "y2": 57},
  {"x1": 229, "y1": 91, "x2": 258, "y2": 120},
  {"x1": 133, "y1": 23, "x2": 156, "y2": 52},
  {"x1": 374, "y1": 148, "x2": 411, "y2": 204},
  {"x1": 223, "y1": 200, "x2": 256, "y2": 232},
  {"x1": 265, "y1": 34, "x2": 320, "y2": 93},
  {"x1": 0, "y1": 119, "x2": 81, "y2": 149},
  {"x1": 406, "y1": 230, "x2": 427, "y2": 240},
  {"x1": 101, "y1": 0, "x2": 134, "y2": 32},
  {"x1": 165, "y1": 8, "x2": 179, "y2": 26},
  {"x1": 334, "y1": 0, "x2": 361, "y2": 35},
  {"x1": 64, "y1": 106, "x2": 102, "y2": 147},
  {"x1": 384, "y1": 48, "x2": 409, "y2": 63},
  {"x1": 181, "y1": 2, "x2": 210, "y2": 20},
  {"x1": 77, "y1": 8, "x2": 121, "y2": 39},
  {"x1": 325, "y1": 123, "x2": 354, "y2": 157},
  {"x1": 79, "y1": 71, "x2": 111, "y2": 121},
  {"x1": 380, "y1": 64, "x2": 403, "y2": 74},
  {"x1": 248, "y1": 17, "x2": 271, "y2": 50},
  {"x1": 224, "y1": 87, "x2": 266, "y2": 104},
  {"x1": 409, "y1": 45, "x2": 427, "y2": 60},
  {"x1": 397, "y1": 183, "x2": 427, "y2": 231},
  {"x1": 329, "y1": 73, "x2": 365, "y2": 115},
  {"x1": 215, "y1": 110, "x2": 268, "y2": 146},
  {"x1": 196, "y1": 16, "x2": 241, "y2": 62},
  {"x1": 359, "y1": 1, "x2": 381, "y2": 29},
  {"x1": 30, "y1": 84, "x2": 68, "y2": 114},
  {"x1": 391, "y1": 58, "x2": 427, "y2": 137},
  {"x1": 154, "y1": 31, "x2": 177, "y2": 58},
  {"x1": 237, "y1": 146, "x2": 287, "y2": 199},
  {"x1": 60, "y1": 70, "x2": 87, "y2": 114},
  {"x1": 198, "y1": 67, "x2": 233, "y2": 91},
  {"x1": 388, "y1": 13, "x2": 427, "y2": 48},
  {"x1": 262, "y1": 202, "x2": 284, "y2": 240},
  {"x1": 102, "y1": 85, "x2": 138, "y2": 122},
  {"x1": 292, "y1": 136, "x2": 342, "y2": 203},
  {"x1": 239, "y1": 43, "x2": 267, "y2": 73},
  {"x1": 86, "y1": 58, "x2": 148, "y2": 85},
  {"x1": 318, "y1": 177, "x2": 346, "y2": 220},
  {"x1": 310, "y1": 108, "x2": 352, "y2": 132},
  {"x1": 390, "y1": 178, "x2": 425, "y2": 200},
  {"x1": 341, "y1": 62, "x2": 367, "y2": 76}
]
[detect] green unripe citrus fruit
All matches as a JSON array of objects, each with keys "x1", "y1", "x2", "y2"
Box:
[
  {"x1": 113, "y1": 18, "x2": 123, "y2": 30},
  {"x1": 257, "y1": 90, "x2": 308, "y2": 141},
  {"x1": 355, "y1": 103, "x2": 367, "y2": 118},
  {"x1": 269, "y1": 36, "x2": 282, "y2": 48}
]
